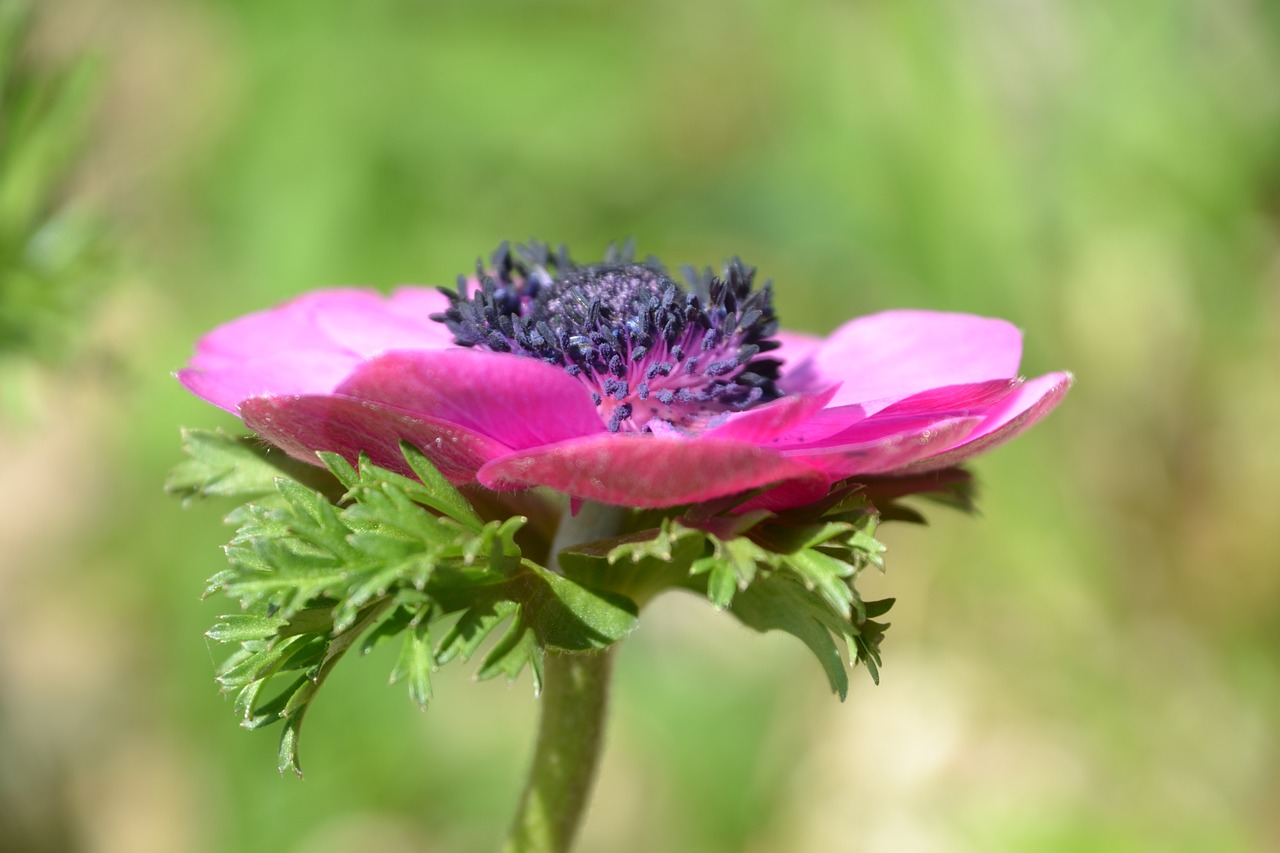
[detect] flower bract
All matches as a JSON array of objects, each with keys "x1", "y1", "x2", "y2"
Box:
[{"x1": 178, "y1": 242, "x2": 1071, "y2": 509}]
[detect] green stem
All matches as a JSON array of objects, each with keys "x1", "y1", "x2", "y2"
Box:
[
  {"x1": 501, "y1": 502, "x2": 628, "y2": 853},
  {"x1": 501, "y1": 647, "x2": 616, "y2": 853}
]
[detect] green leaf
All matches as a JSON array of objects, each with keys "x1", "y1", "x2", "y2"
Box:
[
  {"x1": 728, "y1": 574, "x2": 851, "y2": 699},
  {"x1": 435, "y1": 598, "x2": 519, "y2": 666},
  {"x1": 400, "y1": 442, "x2": 484, "y2": 530},
  {"x1": 184, "y1": 441, "x2": 645, "y2": 772},
  {"x1": 524, "y1": 562, "x2": 639, "y2": 650},
  {"x1": 389, "y1": 612, "x2": 434, "y2": 710},
  {"x1": 176, "y1": 427, "x2": 917, "y2": 774},
  {"x1": 168, "y1": 429, "x2": 343, "y2": 503},
  {"x1": 166, "y1": 430, "x2": 288, "y2": 501},
  {"x1": 205, "y1": 613, "x2": 286, "y2": 644}
]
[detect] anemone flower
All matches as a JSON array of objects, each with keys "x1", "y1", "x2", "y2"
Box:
[{"x1": 178, "y1": 242, "x2": 1071, "y2": 510}]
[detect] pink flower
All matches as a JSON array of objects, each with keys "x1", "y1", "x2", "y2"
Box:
[{"x1": 178, "y1": 244, "x2": 1071, "y2": 510}]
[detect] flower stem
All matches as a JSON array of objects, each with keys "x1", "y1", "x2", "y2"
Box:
[
  {"x1": 501, "y1": 501, "x2": 628, "y2": 853},
  {"x1": 501, "y1": 647, "x2": 616, "y2": 853}
]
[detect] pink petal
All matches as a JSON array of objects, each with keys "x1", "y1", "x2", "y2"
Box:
[
  {"x1": 875, "y1": 378, "x2": 1025, "y2": 418},
  {"x1": 388, "y1": 286, "x2": 455, "y2": 319},
  {"x1": 730, "y1": 477, "x2": 837, "y2": 513},
  {"x1": 177, "y1": 350, "x2": 364, "y2": 414},
  {"x1": 773, "y1": 330, "x2": 823, "y2": 368},
  {"x1": 774, "y1": 331, "x2": 827, "y2": 395},
  {"x1": 240, "y1": 394, "x2": 511, "y2": 483},
  {"x1": 189, "y1": 290, "x2": 399, "y2": 365},
  {"x1": 700, "y1": 386, "x2": 839, "y2": 443},
  {"x1": 813, "y1": 311, "x2": 1024, "y2": 410},
  {"x1": 182, "y1": 288, "x2": 456, "y2": 411},
  {"x1": 315, "y1": 288, "x2": 454, "y2": 354},
  {"x1": 477, "y1": 435, "x2": 828, "y2": 509},
  {"x1": 764, "y1": 378, "x2": 1025, "y2": 452},
  {"x1": 334, "y1": 349, "x2": 606, "y2": 450},
  {"x1": 763, "y1": 403, "x2": 871, "y2": 448},
  {"x1": 785, "y1": 416, "x2": 982, "y2": 479},
  {"x1": 897, "y1": 371, "x2": 1073, "y2": 473}
]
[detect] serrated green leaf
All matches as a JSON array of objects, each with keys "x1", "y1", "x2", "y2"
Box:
[
  {"x1": 166, "y1": 430, "x2": 287, "y2": 501},
  {"x1": 389, "y1": 613, "x2": 434, "y2": 710},
  {"x1": 476, "y1": 609, "x2": 539, "y2": 685},
  {"x1": 239, "y1": 675, "x2": 309, "y2": 730},
  {"x1": 783, "y1": 548, "x2": 856, "y2": 619},
  {"x1": 278, "y1": 712, "x2": 305, "y2": 777},
  {"x1": 692, "y1": 555, "x2": 738, "y2": 610},
  {"x1": 281, "y1": 677, "x2": 318, "y2": 719},
  {"x1": 435, "y1": 599, "x2": 518, "y2": 666},
  {"x1": 205, "y1": 613, "x2": 286, "y2": 643},
  {"x1": 317, "y1": 451, "x2": 358, "y2": 489},
  {"x1": 524, "y1": 562, "x2": 639, "y2": 650},
  {"x1": 359, "y1": 602, "x2": 418, "y2": 656},
  {"x1": 728, "y1": 574, "x2": 851, "y2": 699},
  {"x1": 606, "y1": 518, "x2": 700, "y2": 564},
  {"x1": 558, "y1": 519, "x2": 708, "y2": 604},
  {"x1": 168, "y1": 429, "x2": 342, "y2": 503},
  {"x1": 863, "y1": 597, "x2": 894, "y2": 619},
  {"x1": 400, "y1": 442, "x2": 484, "y2": 530}
]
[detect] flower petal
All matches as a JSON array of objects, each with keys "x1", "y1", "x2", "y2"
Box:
[
  {"x1": 240, "y1": 394, "x2": 511, "y2": 483},
  {"x1": 764, "y1": 378, "x2": 1025, "y2": 452},
  {"x1": 874, "y1": 377, "x2": 1025, "y2": 418},
  {"x1": 334, "y1": 349, "x2": 606, "y2": 449},
  {"x1": 477, "y1": 435, "x2": 827, "y2": 509},
  {"x1": 699, "y1": 386, "x2": 839, "y2": 443},
  {"x1": 773, "y1": 330, "x2": 824, "y2": 367},
  {"x1": 785, "y1": 416, "x2": 983, "y2": 479},
  {"x1": 315, "y1": 288, "x2": 454, "y2": 354},
  {"x1": 180, "y1": 288, "x2": 455, "y2": 412},
  {"x1": 774, "y1": 335, "x2": 826, "y2": 396},
  {"x1": 897, "y1": 371, "x2": 1073, "y2": 473},
  {"x1": 177, "y1": 351, "x2": 364, "y2": 414},
  {"x1": 813, "y1": 311, "x2": 1024, "y2": 410},
  {"x1": 729, "y1": 477, "x2": 838, "y2": 513}
]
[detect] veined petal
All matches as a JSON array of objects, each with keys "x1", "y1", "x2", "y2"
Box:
[
  {"x1": 897, "y1": 371, "x2": 1073, "y2": 473},
  {"x1": 334, "y1": 349, "x2": 606, "y2": 450},
  {"x1": 785, "y1": 416, "x2": 982, "y2": 479},
  {"x1": 813, "y1": 311, "x2": 1024, "y2": 410},
  {"x1": 477, "y1": 435, "x2": 827, "y2": 509},
  {"x1": 764, "y1": 378, "x2": 1024, "y2": 452},
  {"x1": 875, "y1": 377, "x2": 1025, "y2": 418},
  {"x1": 699, "y1": 386, "x2": 839, "y2": 443},
  {"x1": 240, "y1": 394, "x2": 511, "y2": 483}
]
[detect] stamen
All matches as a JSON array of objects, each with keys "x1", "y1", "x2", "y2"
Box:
[{"x1": 431, "y1": 241, "x2": 782, "y2": 432}]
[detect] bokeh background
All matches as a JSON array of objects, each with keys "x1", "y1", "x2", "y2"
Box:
[{"x1": 3, "y1": 0, "x2": 1279, "y2": 850}]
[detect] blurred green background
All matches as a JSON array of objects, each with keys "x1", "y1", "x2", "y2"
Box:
[{"x1": 3, "y1": 0, "x2": 1278, "y2": 850}]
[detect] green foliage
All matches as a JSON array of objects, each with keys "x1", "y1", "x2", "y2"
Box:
[
  {"x1": 559, "y1": 489, "x2": 893, "y2": 700},
  {"x1": 172, "y1": 432, "x2": 638, "y2": 776},
  {"x1": 0, "y1": 1, "x2": 109, "y2": 364},
  {"x1": 166, "y1": 429, "x2": 345, "y2": 504},
  {"x1": 173, "y1": 431, "x2": 905, "y2": 773}
]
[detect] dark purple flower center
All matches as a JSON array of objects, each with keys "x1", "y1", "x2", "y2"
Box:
[{"x1": 432, "y1": 241, "x2": 784, "y2": 432}]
